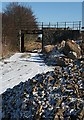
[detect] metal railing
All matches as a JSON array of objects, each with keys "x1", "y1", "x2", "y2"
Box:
[
  {"x1": 19, "y1": 21, "x2": 81, "y2": 31},
  {"x1": 37, "y1": 21, "x2": 81, "y2": 30}
]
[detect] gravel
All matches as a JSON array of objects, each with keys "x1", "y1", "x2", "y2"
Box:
[{"x1": 1, "y1": 58, "x2": 84, "y2": 120}]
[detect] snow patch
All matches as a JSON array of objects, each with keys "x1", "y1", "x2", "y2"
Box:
[{"x1": 0, "y1": 52, "x2": 54, "y2": 94}]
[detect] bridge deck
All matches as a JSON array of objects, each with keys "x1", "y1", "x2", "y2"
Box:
[{"x1": 20, "y1": 21, "x2": 81, "y2": 34}]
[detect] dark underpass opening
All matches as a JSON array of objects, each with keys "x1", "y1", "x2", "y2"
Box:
[{"x1": 19, "y1": 30, "x2": 43, "y2": 52}]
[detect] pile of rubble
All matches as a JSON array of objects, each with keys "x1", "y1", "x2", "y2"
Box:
[
  {"x1": 43, "y1": 39, "x2": 83, "y2": 66},
  {"x1": 2, "y1": 59, "x2": 84, "y2": 119},
  {"x1": 59, "y1": 40, "x2": 81, "y2": 59}
]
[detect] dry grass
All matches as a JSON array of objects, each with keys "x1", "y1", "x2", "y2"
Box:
[
  {"x1": 24, "y1": 41, "x2": 42, "y2": 52},
  {"x1": 0, "y1": 44, "x2": 2, "y2": 59},
  {"x1": 0, "y1": 40, "x2": 42, "y2": 59},
  {"x1": 1, "y1": 44, "x2": 19, "y2": 59}
]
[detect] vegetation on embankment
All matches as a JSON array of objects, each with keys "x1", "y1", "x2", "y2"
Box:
[{"x1": 2, "y1": 2, "x2": 38, "y2": 58}]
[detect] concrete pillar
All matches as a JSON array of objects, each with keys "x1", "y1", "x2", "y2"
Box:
[
  {"x1": 19, "y1": 30, "x2": 24, "y2": 52},
  {"x1": 82, "y1": 31, "x2": 84, "y2": 42},
  {"x1": 19, "y1": 30, "x2": 21, "y2": 52}
]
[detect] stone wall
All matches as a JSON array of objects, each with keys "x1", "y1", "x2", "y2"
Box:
[
  {"x1": 81, "y1": 31, "x2": 84, "y2": 54},
  {"x1": 82, "y1": 31, "x2": 84, "y2": 42},
  {"x1": 42, "y1": 29, "x2": 80, "y2": 46}
]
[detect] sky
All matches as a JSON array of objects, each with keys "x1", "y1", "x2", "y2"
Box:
[
  {"x1": 82, "y1": 1, "x2": 84, "y2": 26},
  {"x1": 0, "y1": 2, "x2": 82, "y2": 24}
]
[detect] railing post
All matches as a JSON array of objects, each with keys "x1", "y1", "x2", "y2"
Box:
[
  {"x1": 57, "y1": 22, "x2": 58, "y2": 29},
  {"x1": 79, "y1": 21, "x2": 81, "y2": 31},
  {"x1": 65, "y1": 22, "x2": 66, "y2": 29},
  {"x1": 49, "y1": 22, "x2": 50, "y2": 28},
  {"x1": 42, "y1": 22, "x2": 43, "y2": 29},
  {"x1": 73, "y1": 22, "x2": 74, "y2": 30},
  {"x1": 42, "y1": 22, "x2": 44, "y2": 52}
]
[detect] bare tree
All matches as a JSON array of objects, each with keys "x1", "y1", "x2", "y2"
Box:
[{"x1": 2, "y1": 2, "x2": 37, "y2": 50}]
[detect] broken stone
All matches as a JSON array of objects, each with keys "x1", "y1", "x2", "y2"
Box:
[
  {"x1": 43, "y1": 45, "x2": 55, "y2": 53},
  {"x1": 62, "y1": 40, "x2": 81, "y2": 59}
]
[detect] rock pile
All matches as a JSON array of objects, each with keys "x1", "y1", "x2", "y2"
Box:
[
  {"x1": 43, "y1": 45, "x2": 55, "y2": 54},
  {"x1": 2, "y1": 59, "x2": 84, "y2": 119},
  {"x1": 42, "y1": 39, "x2": 82, "y2": 66},
  {"x1": 61, "y1": 40, "x2": 81, "y2": 59}
]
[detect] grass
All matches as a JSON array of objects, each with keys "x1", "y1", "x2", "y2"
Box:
[
  {"x1": 1, "y1": 44, "x2": 19, "y2": 59},
  {"x1": 0, "y1": 39, "x2": 42, "y2": 59},
  {"x1": 24, "y1": 41, "x2": 42, "y2": 52}
]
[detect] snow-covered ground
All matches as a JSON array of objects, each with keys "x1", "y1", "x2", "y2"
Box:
[{"x1": 0, "y1": 52, "x2": 54, "y2": 94}]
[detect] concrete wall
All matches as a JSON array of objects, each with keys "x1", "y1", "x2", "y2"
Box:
[
  {"x1": 82, "y1": 31, "x2": 84, "y2": 42},
  {"x1": 81, "y1": 31, "x2": 84, "y2": 54},
  {"x1": 43, "y1": 29, "x2": 80, "y2": 46}
]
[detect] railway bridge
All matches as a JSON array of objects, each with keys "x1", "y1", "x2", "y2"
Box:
[{"x1": 19, "y1": 21, "x2": 81, "y2": 52}]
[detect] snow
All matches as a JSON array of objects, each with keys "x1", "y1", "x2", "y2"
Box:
[{"x1": 0, "y1": 52, "x2": 54, "y2": 94}]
